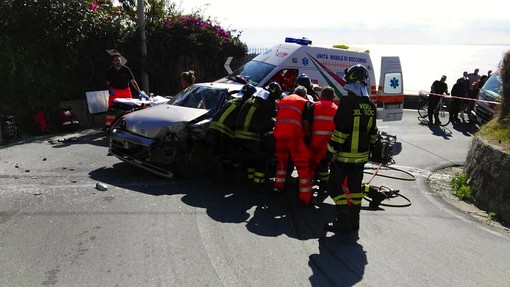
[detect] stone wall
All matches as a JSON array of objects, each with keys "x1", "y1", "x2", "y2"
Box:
[{"x1": 464, "y1": 136, "x2": 510, "y2": 223}]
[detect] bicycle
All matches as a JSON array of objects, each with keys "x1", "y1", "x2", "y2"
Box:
[{"x1": 416, "y1": 90, "x2": 450, "y2": 126}]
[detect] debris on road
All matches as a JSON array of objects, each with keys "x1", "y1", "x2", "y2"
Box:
[{"x1": 96, "y1": 182, "x2": 108, "y2": 191}]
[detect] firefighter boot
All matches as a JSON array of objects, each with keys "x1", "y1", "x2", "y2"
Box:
[
  {"x1": 349, "y1": 205, "x2": 361, "y2": 232},
  {"x1": 324, "y1": 206, "x2": 351, "y2": 233}
]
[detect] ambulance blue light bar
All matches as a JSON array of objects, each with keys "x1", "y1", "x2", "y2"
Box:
[{"x1": 285, "y1": 37, "x2": 312, "y2": 46}]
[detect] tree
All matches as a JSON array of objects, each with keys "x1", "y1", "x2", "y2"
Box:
[
  {"x1": 0, "y1": 0, "x2": 247, "y2": 121},
  {"x1": 0, "y1": 0, "x2": 134, "y2": 114},
  {"x1": 499, "y1": 51, "x2": 510, "y2": 120}
]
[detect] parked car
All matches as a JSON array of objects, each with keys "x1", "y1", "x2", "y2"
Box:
[
  {"x1": 472, "y1": 70, "x2": 502, "y2": 124},
  {"x1": 108, "y1": 82, "x2": 249, "y2": 179}
]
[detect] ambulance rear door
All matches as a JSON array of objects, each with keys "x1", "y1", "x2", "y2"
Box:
[{"x1": 376, "y1": 57, "x2": 404, "y2": 121}]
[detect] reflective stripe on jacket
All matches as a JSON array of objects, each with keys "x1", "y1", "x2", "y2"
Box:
[
  {"x1": 327, "y1": 94, "x2": 377, "y2": 164},
  {"x1": 273, "y1": 94, "x2": 307, "y2": 137},
  {"x1": 210, "y1": 99, "x2": 243, "y2": 138},
  {"x1": 310, "y1": 99, "x2": 338, "y2": 145},
  {"x1": 234, "y1": 96, "x2": 276, "y2": 141}
]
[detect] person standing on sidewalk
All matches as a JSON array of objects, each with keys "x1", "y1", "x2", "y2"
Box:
[
  {"x1": 449, "y1": 77, "x2": 468, "y2": 123},
  {"x1": 324, "y1": 64, "x2": 378, "y2": 233},
  {"x1": 428, "y1": 75, "x2": 449, "y2": 126}
]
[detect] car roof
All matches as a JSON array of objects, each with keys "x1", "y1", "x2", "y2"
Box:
[
  {"x1": 193, "y1": 82, "x2": 244, "y2": 91},
  {"x1": 193, "y1": 82, "x2": 265, "y2": 94}
]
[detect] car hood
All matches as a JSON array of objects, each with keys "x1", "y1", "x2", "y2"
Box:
[{"x1": 121, "y1": 104, "x2": 209, "y2": 139}]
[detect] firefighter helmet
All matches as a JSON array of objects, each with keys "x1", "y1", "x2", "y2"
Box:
[
  {"x1": 296, "y1": 74, "x2": 311, "y2": 87},
  {"x1": 344, "y1": 64, "x2": 369, "y2": 85},
  {"x1": 239, "y1": 84, "x2": 256, "y2": 99},
  {"x1": 265, "y1": 82, "x2": 282, "y2": 98}
]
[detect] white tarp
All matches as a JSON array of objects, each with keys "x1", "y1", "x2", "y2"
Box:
[{"x1": 85, "y1": 90, "x2": 109, "y2": 114}]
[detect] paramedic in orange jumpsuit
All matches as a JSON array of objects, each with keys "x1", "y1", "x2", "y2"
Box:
[
  {"x1": 308, "y1": 86, "x2": 338, "y2": 191},
  {"x1": 104, "y1": 54, "x2": 142, "y2": 129},
  {"x1": 273, "y1": 86, "x2": 314, "y2": 205}
]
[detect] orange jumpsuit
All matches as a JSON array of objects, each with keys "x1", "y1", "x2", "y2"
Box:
[
  {"x1": 273, "y1": 94, "x2": 313, "y2": 204},
  {"x1": 309, "y1": 99, "x2": 338, "y2": 180},
  {"x1": 105, "y1": 87, "x2": 132, "y2": 128}
]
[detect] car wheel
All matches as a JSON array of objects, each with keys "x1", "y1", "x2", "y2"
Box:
[{"x1": 175, "y1": 142, "x2": 210, "y2": 178}]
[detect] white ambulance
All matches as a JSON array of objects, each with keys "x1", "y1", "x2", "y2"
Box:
[{"x1": 216, "y1": 37, "x2": 404, "y2": 121}]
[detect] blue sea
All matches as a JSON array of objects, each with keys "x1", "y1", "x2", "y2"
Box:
[{"x1": 365, "y1": 44, "x2": 510, "y2": 95}]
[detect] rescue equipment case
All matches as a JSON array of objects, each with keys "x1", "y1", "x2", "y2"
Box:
[
  {"x1": 54, "y1": 107, "x2": 80, "y2": 132},
  {"x1": 0, "y1": 115, "x2": 21, "y2": 145}
]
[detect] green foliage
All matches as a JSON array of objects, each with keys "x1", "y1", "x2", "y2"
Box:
[
  {"x1": 499, "y1": 50, "x2": 510, "y2": 119},
  {"x1": 450, "y1": 172, "x2": 467, "y2": 190},
  {"x1": 477, "y1": 117, "x2": 510, "y2": 146},
  {"x1": 488, "y1": 211, "x2": 498, "y2": 221},
  {"x1": 455, "y1": 185, "x2": 472, "y2": 201},
  {"x1": 145, "y1": 11, "x2": 247, "y2": 93},
  {"x1": 0, "y1": 0, "x2": 247, "y2": 123},
  {"x1": 450, "y1": 172, "x2": 472, "y2": 201},
  {"x1": 0, "y1": 0, "x2": 134, "y2": 116}
]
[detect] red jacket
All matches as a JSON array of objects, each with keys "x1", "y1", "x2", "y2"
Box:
[
  {"x1": 310, "y1": 99, "x2": 338, "y2": 148},
  {"x1": 274, "y1": 94, "x2": 308, "y2": 138}
]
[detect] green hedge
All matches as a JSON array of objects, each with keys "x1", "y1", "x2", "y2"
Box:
[{"x1": 0, "y1": 0, "x2": 247, "y2": 120}]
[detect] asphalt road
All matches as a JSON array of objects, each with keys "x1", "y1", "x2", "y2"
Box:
[{"x1": 1, "y1": 109, "x2": 509, "y2": 287}]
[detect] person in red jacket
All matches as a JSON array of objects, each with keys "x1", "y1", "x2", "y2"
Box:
[
  {"x1": 273, "y1": 86, "x2": 314, "y2": 206},
  {"x1": 308, "y1": 86, "x2": 338, "y2": 192}
]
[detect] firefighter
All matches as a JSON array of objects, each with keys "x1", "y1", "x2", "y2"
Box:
[
  {"x1": 308, "y1": 86, "x2": 338, "y2": 193},
  {"x1": 289, "y1": 74, "x2": 319, "y2": 101},
  {"x1": 208, "y1": 84, "x2": 257, "y2": 176},
  {"x1": 325, "y1": 64, "x2": 378, "y2": 233},
  {"x1": 234, "y1": 82, "x2": 282, "y2": 191},
  {"x1": 273, "y1": 85, "x2": 314, "y2": 206}
]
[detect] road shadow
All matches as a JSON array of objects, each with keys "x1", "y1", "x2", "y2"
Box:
[
  {"x1": 2, "y1": 128, "x2": 108, "y2": 149},
  {"x1": 418, "y1": 115, "x2": 481, "y2": 139},
  {"x1": 308, "y1": 234, "x2": 367, "y2": 286},
  {"x1": 88, "y1": 162, "x2": 188, "y2": 196},
  {"x1": 46, "y1": 129, "x2": 109, "y2": 148},
  {"x1": 421, "y1": 122, "x2": 453, "y2": 139},
  {"x1": 451, "y1": 119, "x2": 479, "y2": 136},
  {"x1": 177, "y1": 171, "x2": 338, "y2": 241},
  {"x1": 243, "y1": 185, "x2": 336, "y2": 240},
  {"x1": 90, "y1": 161, "x2": 399, "y2": 242}
]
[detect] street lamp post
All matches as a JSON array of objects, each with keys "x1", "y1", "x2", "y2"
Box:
[{"x1": 137, "y1": 0, "x2": 149, "y2": 93}]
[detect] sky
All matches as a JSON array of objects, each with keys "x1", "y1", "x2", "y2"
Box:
[{"x1": 176, "y1": 0, "x2": 510, "y2": 48}]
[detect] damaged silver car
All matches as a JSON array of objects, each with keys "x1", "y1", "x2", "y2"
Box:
[{"x1": 108, "y1": 82, "x2": 246, "y2": 179}]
